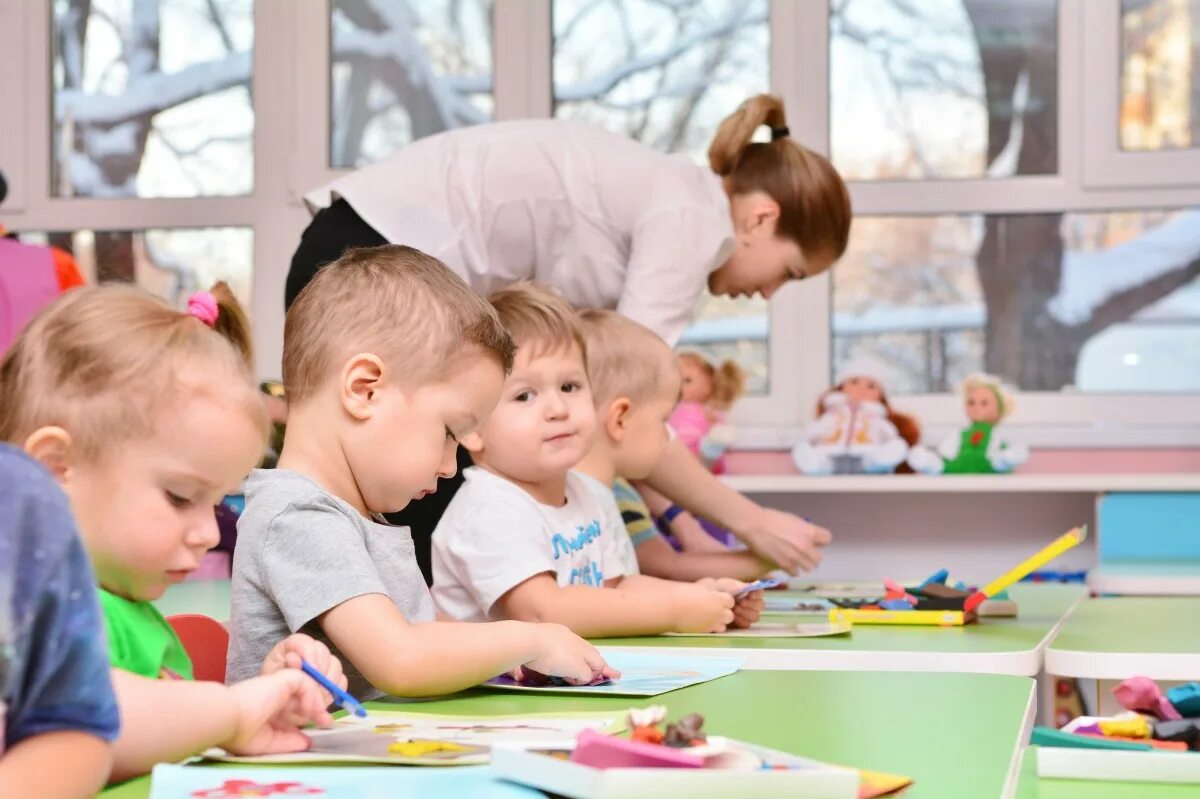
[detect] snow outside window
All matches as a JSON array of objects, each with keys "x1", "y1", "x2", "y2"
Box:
[
  {"x1": 329, "y1": 0, "x2": 494, "y2": 169},
  {"x1": 51, "y1": 0, "x2": 255, "y2": 198}
]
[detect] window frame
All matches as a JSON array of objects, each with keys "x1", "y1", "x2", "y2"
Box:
[
  {"x1": 2, "y1": 0, "x2": 1195, "y2": 446},
  {"x1": 1081, "y1": 0, "x2": 1200, "y2": 189}
]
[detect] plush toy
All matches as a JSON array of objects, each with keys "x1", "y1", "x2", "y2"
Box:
[
  {"x1": 670, "y1": 352, "x2": 746, "y2": 474},
  {"x1": 791, "y1": 358, "x2": 920, "y2": 475},
  {"x1": 907, "y1": 373, "x2": 1028, "y2": 475}
]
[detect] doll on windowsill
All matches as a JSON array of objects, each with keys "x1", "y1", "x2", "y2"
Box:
[
  {"x1": 907, "y1": 372, "x2": 1028, "y2": 475},
  {"x1": 669, "y1": 352, "x2": 746, "y2": 475},
  {"x1": 791, "y1": 358, "x2": 921, "y2": 475}
]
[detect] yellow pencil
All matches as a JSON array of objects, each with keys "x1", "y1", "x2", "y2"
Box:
[{"x1": 963, "y1": 525, "x2": 1088, "y2": 612}]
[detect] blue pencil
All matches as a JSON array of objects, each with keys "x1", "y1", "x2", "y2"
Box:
[{"x1": 300, "y1": 659, "x2": 367, "y2": 718}]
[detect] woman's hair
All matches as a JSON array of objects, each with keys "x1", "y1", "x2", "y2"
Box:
[
  {"x1": 679, "y1": 351, "x2": 745, "y2": 411},
  {"x1": 709, "y1": 94, "x2": 852, "y2": 269},
  {"x1": 0, "y1": 283, "x2": 266, "y2": 462}
]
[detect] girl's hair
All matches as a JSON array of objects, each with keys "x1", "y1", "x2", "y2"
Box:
[
  {"x1": 962, "y1": 372, "x2": 1016, "y2": 420},
  {"x1": 679, "y1": 351, "x2": 746, "y2": 411},
  {"x1": 0, "y1": 283, "x2": 266, "y2": 462},
  {"x1": 708, "y1": 94, "x2": 852, "y2": 269}
]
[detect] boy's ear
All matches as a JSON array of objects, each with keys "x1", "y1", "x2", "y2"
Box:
[
  {"x1": 341, "y1": 353, "x2": 386, "y2": 421},
  {"x1": 605, "y1": 397, "x2": 633, "y2": 441},
  {"x1": 460, "y1": 432, "x2": 484, "y2": 454},
  {"x1": 23, "y1": 426, "x2": 75, "y2": 483}
]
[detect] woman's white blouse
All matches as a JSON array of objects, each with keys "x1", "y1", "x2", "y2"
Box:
[{"x1": 305, "y1": 120, "x2": 735, "y2": 345}]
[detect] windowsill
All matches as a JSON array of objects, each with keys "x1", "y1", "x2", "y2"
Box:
[{"x1": 718, "y1": 447, "x2": 1200, "y2": 494}]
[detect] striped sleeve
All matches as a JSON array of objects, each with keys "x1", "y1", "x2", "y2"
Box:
[{"x1": 611, "y1": 478, "x2": 660, "y2": 548}]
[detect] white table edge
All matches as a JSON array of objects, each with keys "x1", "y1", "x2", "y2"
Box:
[
  {"x1": 1043, "y1": 648, "x2": 1200, "y2": 680},
  {"x1": 1003, "y1": 682, "x2": 1037, "y2": 799},
  {"x1": 1088, "y1": 571, "x2": 1200, "y2": 596}
]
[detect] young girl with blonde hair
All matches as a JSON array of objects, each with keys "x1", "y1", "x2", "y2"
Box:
[{"x1": 0, "y1": 284, "x2": 344, "y2": 783}]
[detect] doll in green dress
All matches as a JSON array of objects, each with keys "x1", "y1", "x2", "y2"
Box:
[{"x1": 908, "y1": 373, "x2": 1028, "y2": 475}]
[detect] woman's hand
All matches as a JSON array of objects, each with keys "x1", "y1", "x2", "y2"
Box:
[{"x1": 734, "y1": 507, "x2": 831, "y2": 575}]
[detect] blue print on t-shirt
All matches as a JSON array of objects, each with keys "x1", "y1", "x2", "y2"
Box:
[
  {"x1": 568, "y1": 561, "x2": 604, "y2": 586},
  {"x1": 550, "y1": 519, "x2": 602, "y2": 560}
]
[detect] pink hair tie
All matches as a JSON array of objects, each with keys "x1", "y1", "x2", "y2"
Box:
[{"x1": 187, "y1": 291, "x2": 219, "y2": 328}]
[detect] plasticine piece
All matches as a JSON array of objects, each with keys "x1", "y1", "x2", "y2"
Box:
[
  {"x1": 918, "y1": 583, "x2": 969, "y2": 600},
  {"x1": 663, "y1": 713, "x2": 706, "y2": 748},
  {"x1": 571, "y1": 728, "x2": 703, "y2": 769},
  {"x1": 1152, "y1": 718, "x2": 1200, "y2": 751},
  {"x1": 1165, "y1": 683, "x2": 1200, "y2": 718},
  {"x1": 879, "y1": 599, "x2": 916, "y2": 610},
  {"x1": 1098, "y1": 714, "x2": 1152, "y2": 739},
  {"x1": 1113, "y1": 676, "x2": 1182, "y2": 721},
  {"x1": 1072, "y1": 723, "x2": 1103, "y2": 736},
  {"x1": 883, "y1": 580, "x2": 917, "y2": 603},
  {"x1": 1029, "y1": 726, "x2": 1151, "y2": 751},
  {"x1": 917, "y1": 569, "x2": 949, "y2": 589}
]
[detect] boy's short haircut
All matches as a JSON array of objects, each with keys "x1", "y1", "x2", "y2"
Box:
[
  {"x1": 283, "y1": 245, "x2": 515, "y2": 402},
  {"x1": 487, "y1": 283, "x2": 587, "y2": 364},
  {"x1": 577, "y1": 309, "x2": 677, "y2": 405}
]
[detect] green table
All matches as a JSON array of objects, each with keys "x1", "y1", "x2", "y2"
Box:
[
  {"x1": 99, "y1": 670, "x2": 1035, "y2": 799},
  {"x1": 1014, "y1": 746, "x2": 1199, "y2": 799},
  {"x1": 152, "y1": 579, "x2": 231, "y2": 621},
  {"x1": 1044, "y1": 597, "x2": 1200, "y2": 680},
  {"x1": 595, "y1": 583, "x2": 1086, "y2": 676}
]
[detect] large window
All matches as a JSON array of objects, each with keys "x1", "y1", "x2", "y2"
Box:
[
  {"x1": 830, "y1": 0, "x2": 1058, "y2": 180},
  {"x1": 51, "y1": 0, "x2": 254, "y2": 198},
  {"x1": 833, "y1": 209, "x2": 1200, "y2": 393},
  {"x1": 552, "y1": 0, "x2": 772, "y2": 393},
  {"x1": 329, "y1": 0, "x2": 493, "y2": 168},
  {"x1": 1120, "y1": 0, "x2": 1200, "y2": 152},
  {"x1": 4, "y1": 1, "x2": 1196, "y2": 438}
]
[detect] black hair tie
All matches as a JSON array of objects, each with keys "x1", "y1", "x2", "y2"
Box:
[{"x1": 770, "y1": 126, "x2": 790, "y2": 141}]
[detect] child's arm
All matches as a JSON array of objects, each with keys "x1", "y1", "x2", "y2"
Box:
[
  {"x1": 108, "y1": 668, "x2": 333, "y2": 783},
  {"x1": 0, "y1": 731, "x2": 111, "y2": 799},
  {"x1": 496, "y1": 573, "x2": 735, "y2": 638},
  {"x1": 319, "y1": 594, "x2": 614, "y2": 697},
  {"x1": 636, "y1": 482, "x2": 727, "y2": 554},
  {"x1": 634, "y1": 533, "x2": 772, "y2": 582}
]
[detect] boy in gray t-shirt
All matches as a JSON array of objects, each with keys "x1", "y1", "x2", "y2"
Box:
[
  {"x1": 225, "y1": 246, "x2": 614, "y2": 699},
  {"x1": 226, "y1": 469, "x2": 434, "y2": 698}
]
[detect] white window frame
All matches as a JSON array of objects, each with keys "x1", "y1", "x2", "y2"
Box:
[
  {"x1": 3, "y1": 0, "x2": 1196, "y2": 447},
  {"x1": 800, "y1": 0, "x2": 1200, "y2": 446},
  {"x1": 1081, "y1": 0, "x2": 1200, "y2": 189}
]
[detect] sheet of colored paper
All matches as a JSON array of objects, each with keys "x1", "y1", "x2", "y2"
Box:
[
  {"x1": 664, "y1": 621, "x2": 852, "y2": 638},
  {"x1": 149, "y1": 763, "x2": 543, "y2": 799},
  {"x1": 203, "y1": 710, "x2": 625, "y2": 766},
  {"x1": 482, "y1": 651, "x2": 742, "y2": 696}
]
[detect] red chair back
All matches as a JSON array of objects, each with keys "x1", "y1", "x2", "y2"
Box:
[{"x1": 167, "y1": 613, "x2": 229, "y2": 682}]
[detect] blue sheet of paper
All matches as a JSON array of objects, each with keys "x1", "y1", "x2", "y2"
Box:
[
  {"x1": 482, "y1": 650, "x2": 742, "y2": 696},
  {"x1": 149, "y1": 763, "x2": 542, "y2": 799}
]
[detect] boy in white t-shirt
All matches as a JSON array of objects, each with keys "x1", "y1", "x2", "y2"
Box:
[{"x1": 432, "y1": 284, "x2": 756, "y2": 637}]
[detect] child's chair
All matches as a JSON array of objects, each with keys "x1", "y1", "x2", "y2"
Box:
[{"x1": 167, "y1": 613, "x2": 229, "y2": 682}]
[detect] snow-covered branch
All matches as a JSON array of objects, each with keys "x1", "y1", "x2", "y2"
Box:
[
  {"x1": 1048, "y1": 210, "x2": 1200, "y2": 326},
  {"x1": 554, "y1": 4, "x2": 767, "y2": 102},
  {"x1": 56, "y1": 51, "x2": 251, "y2": 126}
]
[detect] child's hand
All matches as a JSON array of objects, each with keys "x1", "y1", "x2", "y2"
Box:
[
  {"x1": 673, "y1": 584, "x2": 735, "y2": 633},
  {"x1": 261, "y1": 633, "x2": 347, "y2": 689},
  {"x1": 694, "y1": 578, "x2": 763, "y2": 628},
  {"x1": 525, "y1": 623, "x2": 621, "y2": 685},
  {"x1": 731, "y1": 591, "x2": 764, "y2": 628},
  {"x1": 222, "y1": 670, "x2": 334, "y2": 756}
]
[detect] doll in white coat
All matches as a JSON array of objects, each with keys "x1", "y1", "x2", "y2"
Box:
[{"x1": 792, "y1": 358, "x2": 919, "y2": 475}]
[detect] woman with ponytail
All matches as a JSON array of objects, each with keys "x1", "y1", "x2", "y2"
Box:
[{"x1": 289, "y1": 95, "x2": 851, "y2": 580}]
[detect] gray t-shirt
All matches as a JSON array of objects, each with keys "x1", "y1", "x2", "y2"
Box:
[{"x1": 225, "y1": 469, "x2": 435, "y2": 699}]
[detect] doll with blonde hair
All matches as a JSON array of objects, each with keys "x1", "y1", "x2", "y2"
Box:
[
  {"x1": 671, "y1": 352, "x2": 746, "y2": 474},
  {"x1": 908, "y1": 373, "x2": 1028, "y2": 475}
]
